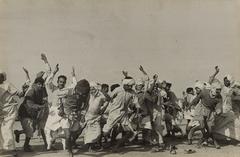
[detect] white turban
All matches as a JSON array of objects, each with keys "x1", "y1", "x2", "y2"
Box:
[
  {"x1": 122, "y1": 78, "x2": 135, "y2": 86},
  {"x1": 90, "y1": 81, "x2": 98, "y2": 87},
  {"x1": 160, "y1": 90, "x2": 167, "y2": 98},
  {"x1": 90, "y1": 81, "x2": 101, "y2": 90},
  {"x1": 136, "y1": 79, "x2": 144, "y2": 86},
  {"x1": 204, "y1": 82, "x2": 211, "y2": 90},
  {"x1": 149, "y1": 79, "x2": 161, "y2": 86},
  {"x1": 233, "y1": 81, "x2": 240, "y2": 88},
  {"x1": 194, "y1": 81, "x2": 204, "y2": 90},
  {"x1": 211, "y1": 82, "x2": 222, "y2": 90}
]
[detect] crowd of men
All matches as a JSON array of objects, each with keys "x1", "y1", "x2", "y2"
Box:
[{"x1": 1, "y1": 54, "x2": 240, "y2": 157}]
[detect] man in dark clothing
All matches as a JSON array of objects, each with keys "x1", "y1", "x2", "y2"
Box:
[
  {"x1": 189, "y1": 85, "x2": 222, "y2": 149},
  {"x1": 18, "y1": 77, "x2": 46, "y2": 152},
  {"x1": 58, "y1": 79, "x2": 90, "y2": 154}
]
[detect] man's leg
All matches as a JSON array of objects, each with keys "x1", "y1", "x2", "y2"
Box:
[
  {"x1": 63, "y1": 128, "x2": 71, "y2": 153},
  {"x1": 187, "y1": 124, "x2": 204, "y2": 145},
  {"x1": 113, "y1": 130, "x2": 133, "y2": 151},
  {"x1": 1, "y1": 113, "x2": 18, "y2": 156},
  {"x1": 110, "y1": 126, "x2": 120, "y2": 145},
  {"x1": 152, "y1": 116, "x2": 165, "y2": 152},
  {"x1": 205, "y1": 117, "x2": 220, "y2": 149},
  {"x1": 185, "y1": 120, "x2": 191, "y2": 136},
  {"x1": 22, "y1": 118, "x2": 36, "y2": 152},
  {"x1": 14, "y1": 130, "x2": 24, "y2": 143},
  {"x1": 165, "y1": 120, "x2": 172, "y2": 137},
  {"x1": 40, "y1": 129, "x2": 48, "y2": 148},
  {"x1": 45, "y1": 128, "x2": 53, "y2": 150}
]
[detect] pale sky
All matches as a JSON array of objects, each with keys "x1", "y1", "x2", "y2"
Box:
[{"x1": 0, "y1": 0, "x2": 240, "y2": 97}]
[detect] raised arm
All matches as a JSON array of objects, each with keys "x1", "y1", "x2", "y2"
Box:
[
  {"x1": 147, "y1": 74, "x2": 158, "y2": 93},
  {"x1": 41, "y1": 53, "x2": 52, "y2": 80},
  {"x1": 189, "y1": 92, "x2": 202, "y2": 108},
  {"x1": 122, "y1": 70, "x2": 128, "y2": 78},
  {"x1": 45, "y1": 64, "x2": 59, "y2": 91},
  {"x1": 209, "y1": 66, "x2": 220, "y2": 84},
  {"x1": 23, "y1": 67, "x2": 31, "y2": 83},
  {"x1": 70, "y1": 66, "x2": 77, "y2": 87},
  {"x1": 139, "y1": 65, "x2": 150, "y2": 91}
]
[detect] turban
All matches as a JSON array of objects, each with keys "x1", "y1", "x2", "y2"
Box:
[
  {"x1": 122, "y1": 78, "x2": 135, "y2": 86},
  {"x1": 90, "y1": 81, "x2": 98, "y2": 88},
  {"x1": 149, "y1": 79, "x2": 161, "y2": 86},
  {"x1": 160, "y1": 90, "x2": 167, "y2": 98},
  {"x1": 90, "y1": 81, "x2": 101, "y2": 90},
  {"x1": 75, "y1": 79, "x2": 90, "y2": 94},
  {"x1": 194, "y1": 81, "x2": 204, "y2": 90},
  {"x1": 211, "y1": 82, "x2": 222, "y2": 90},
  {"x1": 136, "y1": 79, "x2": 144, "y2": 86},
  {"x1": 233, "y1": 81, "x2": 240, "y2": 87},
  {"x1": 36, "y1": 71, "x2": 45, "y2": 78},
  {"x1": 204, "y1": 82, "x2": 211, "y2": 90}
]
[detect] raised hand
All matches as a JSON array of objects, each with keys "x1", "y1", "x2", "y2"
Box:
[
  {"x1": 215, "y1": 66, "x2": 220, "y2": 73},
  {"x1": 122, "y1": 70, "x2": 128, "y2": 78},
  {"x1": 41, "y1": 53, "x2": 48, "y2": 63},
  {"x1": 71, "y1": 66, "x2": 76, "y2": 77},
  {"x1": 53, "y1": 64, "x2": 59, "y2": 74},
  {"x1": 139, "y1": 65, "x2": 147, "y2": 75},
  {"x1": 153, "y1": 74, "x2": 158, "y2": 82},
  {"x1": 22, "y1": 67, "x2": 29, "y2": 74}
]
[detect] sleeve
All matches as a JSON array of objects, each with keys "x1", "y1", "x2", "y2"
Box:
[
  {"x1": 42, "y1": 62, "x2": 52, "y2": 80},
  {"x1": 45, "y1": 73, "x2": 58, "y2": 92},
  {"x1": 67, "y1": 76, "x2": 77, "y2": 89},
  {"x1": 110, "y1": 87, "x2": 120, "y2": 99},
  {"x1": 209, "y1": 75, "x2": 214, "y2": 84},
  {"x1": 190, "y1": 92, "x2": 202, "y2": 107},
  {"x1": 24, "y1": 89, "x2": 42, "y2": 111},
  {"x1": 8, "y1": 83, "x2": 18, "y2": 95}
]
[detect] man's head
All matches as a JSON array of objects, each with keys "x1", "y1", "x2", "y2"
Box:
[
  {"x1": 0, "y1": 70, "x2": 6, "y2": 84},
  {"x1": 122, "y1": 77, "x2": 135, "y2": 91},
  {"x1": 135, "y1": 79, "x2": 144, "y2": 91},
  {"x1": 194, "y1": 81, "x2": 204, "y2": 95},
  {"x1": 161, "y1": 81, "x2": 167, "y2": 89},
  {"x1": 223, "y1": 77, "x2": 230, "y2": 87},
  {"x1": 165, "y1": 82, "x2": 172, "y2": 92},
  {"x1": 101, "y1": 84, "x2": 109, "y2": 94},
  {"x1": 34, "y1": 77, "x2": 45, "y2": 91},
  {"x1": 57, "y1": 75, "x2": 67, "y2": 89},
  {"x1": 210, "y1": 82, "x2": 222, "y2": 97},
  {"x1": 186, "y1": 87, "x2": 194, "y2": 95},
  {"x1": 90, "y1": 82, "x2": 99, "y2": 95},
  {"x1": 75, "y1": 79, "x2": 90, "y2": 98}
]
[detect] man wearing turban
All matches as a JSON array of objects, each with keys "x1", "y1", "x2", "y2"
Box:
[{"x1": 102, "y1": 77, "x2": 136, "y2": 151}]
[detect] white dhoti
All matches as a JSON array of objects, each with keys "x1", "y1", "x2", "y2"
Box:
[
  {"x1": 84, "y1": 116, "x2": 101, "y2": 144},
  {"x1": 0, "y1": 104, "x2": 17, "y2": 151},
  {"x1": 45, "y1": 106, "x2": 69, "y2": 149}
]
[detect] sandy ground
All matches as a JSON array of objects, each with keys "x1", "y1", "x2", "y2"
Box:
[{"x1": 2, "y1": 121, "x2": 240, "y2": 157}]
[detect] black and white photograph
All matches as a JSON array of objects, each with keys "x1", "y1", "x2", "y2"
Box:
[{"x1": 0, "y1": 0, "x2": 240, "y2": 157}]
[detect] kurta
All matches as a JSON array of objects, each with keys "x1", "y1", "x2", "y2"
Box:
[
  {"x1": 0, "y1": 82, "x2": 18, "y2": 150},
  {"x1": 103, "y1": 87, "x2": 135, "y2": 133},
  {"x1": 84, "y1": 91, "x2": 106, "y2": 144}
]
